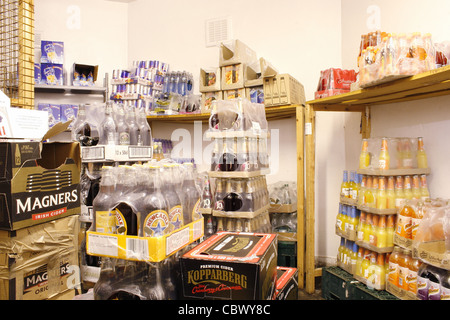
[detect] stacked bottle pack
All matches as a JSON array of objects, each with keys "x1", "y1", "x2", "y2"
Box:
[
  {"x1": 87, "y1": 161, "x2": 204, "y2": 300},
  {"x1": 336, "y1": 136, "x2": 433, "y2": 293},
  {"x1": 201, "y1": 99, "x2": 271, "y2": 235},
  {"x1": 269, "y1": 181, "x2": 297, "y2": 240}
]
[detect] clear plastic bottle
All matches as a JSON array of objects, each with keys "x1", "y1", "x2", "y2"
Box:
[
  {"x1": 125, "y1": 103, "x2": 141, "y2": 145},
  {"x1": 116, "y1": 103, "x2": 130, "y2": 145},
  {"x1": 100, "y1": 101, "x2": 117, "y2": 145}
]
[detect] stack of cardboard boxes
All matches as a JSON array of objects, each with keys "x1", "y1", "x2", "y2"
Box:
[
  {"x1": 199, "y1": 39, "x2": 305, "y2": 113},
  {"x1": 0, "y1": 122, "x2": 82, "y2": 300}
]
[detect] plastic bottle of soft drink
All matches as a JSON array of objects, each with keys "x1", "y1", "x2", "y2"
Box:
[{"x1": 181, "y1": 163, "x2": 202, "y2": 224}]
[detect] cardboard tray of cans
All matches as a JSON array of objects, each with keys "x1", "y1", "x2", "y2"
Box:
[{"x1": 86, "y1": 217, "x2": 204, "y2": 262}]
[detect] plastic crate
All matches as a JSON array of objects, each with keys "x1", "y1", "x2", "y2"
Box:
[{"x1": 277, "y1": 241, "x2": 297, "y2": 267}]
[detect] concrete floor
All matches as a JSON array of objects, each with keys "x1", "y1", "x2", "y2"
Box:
[{"x1": 297, "y1": 276, "x2": 324, "y2": 300}]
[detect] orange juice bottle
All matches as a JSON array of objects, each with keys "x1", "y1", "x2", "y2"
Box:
[
  {"x1": 363, "y1": 213, "x2": 373, "y2": 244},
  {"x1": 375, "y1": 253, "x2": 386, "y2": 288},
  {"x1": 385, "y1": 253, "x2": 391, "y2": 285},
  {"x1": 378, "y1": 138, "x2": 390, "y2": 170},
  {"x1": 340, "y1": 205, "x2": 348, "y2": 233},
  {"x1": 355, "y1": 246, "x2": 365, "y2": 277},
  {"x1": 395, "y1": 176, "x2": 406, "y2": 209},
  {"x1": 411, "y1": 201, "x2": 423, "y2": 240},
  {"x1": 364, "y1": 176, "x2": 374, "y2": 208},
  {"x1": 402, "y1": 139, "x2": 414, "y2": 169},
  {"x1": 370, "y1": 215, "x2": 379, "y2": 247},
  {"x1": 338, "y1": 237, "x2": 346, "y2": 263},
  {"x1": 376, "y1": 177, "x2": 387, "y2": 209},
  {"x1": 417, "y1": 137, "x2": 428, "y2": 169},
  {"x1": 388, "y1": 247, "x2": 401, "y2": 286},
  {"x1": 396, "y1": 203, "x2": 413, "y2": 239},
  {"x1": 386, "y1": 215, "x2": 395, "y2": 247},
  {"x1": 367, "y1": 252, "x2": 378, "y2": 286},
  {"x1": 358, "y1": 175, "x2": 367, "y2": 207},
  {"x1": 336, "y1": 203, "x2": 344, "y2": 232},
  {"x1": 386, "y1": 176, "x2": 396, "y2": 209},
  {"x1": 377, "y1": 215, "x2": 388, "y2": 248},
  {"x1": 361, "y1": 249, "x2": 371, "y2": 279},
  {"x1": 396, "y1": 139, "x2": 404, "y2": 168},
  {"x1": 349, "y1": 171, "x2": 357, "y2": 200},
  {"x1": 420, "y1": 175, "x2": 430, "y2": 200},
  {"x1": 359, "y1": 138, "x2": 371, "y2": 169},
  {"x1": 398, "y1": 248, "x2": 412, "y2": 291},
  {"x1": 408, "y1": 257, "x2": 422, "y2": 294},
  {"x1": 357, "y1": 211, "x2": 366, "y2": 242},
  {"x1": 403, "y1": 175, "x2": 413, "y2": 201},
  {"x1": 412, "y1": 175, "x2": 421, "y2": 200},
  {"x1": 341, "y1": 170, "x2": 350, "y2": 198},
  {"x1": 372, "y1": 177, "x2": 379, "y2": 208}
]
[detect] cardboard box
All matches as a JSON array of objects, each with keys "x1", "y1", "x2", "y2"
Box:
[
  {"x1": 180, "y1": 231, "x2": 278, "y2": 300},
  {"x1": 219, "y1": 39, "x2": 257, "y2": 67},
  {"x1": 223, "y1": 88, "x2": 246, "y2": 100},
  {"x1": 41, "y1": 63, "x2": 64, "y2": 85},
  {"x1": 0, "y1": 122, "x2": 81, "y2": 230},
  {"x1": 263, "y1": 74, "x2": 305, "y2": 107},
  {"x1": 60, "y1": 104, "x2": 78, "y2": 129},
  {"x1": 37, "y1": 103, "x2": 60, "y2": 128},
  {"x1": 72, "y1": 63, "x2": 98, "y2": 86},
  {"x1": 246, "y1": 86, "x2": 264, "y2": 104},
  {"x1": 199, "y1": 67, "x2": 221, "y2": 92},
  {"x1": 221, "y1": 64, "x2": 245, "y2": 90},
  {"x1": 40, "y1": 40, "x2": 64, "y2": 64},
  {"x1": 273, "y1": 266, "x2": 298, "y2": 300},
  {"x1": 0, "y1": 215, "x2": 80, "y2": 300},
  {"x1": 244, "y1": 58, "x2": 278, "y2": 88},
  {"x1": 201, "y1": 91, "x2": 223, "y2": 113}
]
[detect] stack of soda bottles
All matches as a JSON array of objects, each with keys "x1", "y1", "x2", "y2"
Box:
[
  {"x1": 90, "y1": 161, "x2": 203, "y2": 300},
  {"x1": 202, "y1": 99, "x2": 271, "y2": 235}
]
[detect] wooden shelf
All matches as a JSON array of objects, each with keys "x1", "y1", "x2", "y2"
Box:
[
  {"x1": 302, "y1": 65, "x2": 450, "y2": 295},
  {"x1": 146, "y1": 104, "x2": 300, "y2": 123},
  {"x1": 307, "y1": 65, "x2": 450, "y2": 111},
  {"x1": 35, "y1": 84, "x2": 107, "y2": 95}
]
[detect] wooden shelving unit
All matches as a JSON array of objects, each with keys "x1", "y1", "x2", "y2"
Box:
[
  {"x1": 146, "y1": 104, "x2": 299, "y2": 123},
  {"x1": 303, "y1": 65, "x2": 450, "y2": 294}
]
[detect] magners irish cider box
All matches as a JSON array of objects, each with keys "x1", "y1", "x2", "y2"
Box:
[
  {"x1": 180, "y1": 231, "x2": 277, "y2": 300},
  {"x1": 0, "y1": 122, "x2": 81, "y2": 230}
]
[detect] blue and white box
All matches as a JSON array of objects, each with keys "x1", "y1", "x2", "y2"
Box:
[
  {"x1": 60, "y1": 104, "x2": 78, "y2": 128},
  {"x1": 37, "y1": 103, "x2": 60, "y2": 128},
  {"x1": 40, "y1": 40, "x2": 64, "y2": 64},
  {"x1": 41, "y1": 63, "x2": 64, "y2": 85}
]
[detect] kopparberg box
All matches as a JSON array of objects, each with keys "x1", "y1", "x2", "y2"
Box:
[
  {"x1": 0, "y1": 215, "x2": 80, "y2": 300},
  {"x1": 273, "y1": 266, "x2": 298, "y2": 300},
  {"x1": 219, "y1": 39, "x2": 257, "y2": 67},
  {"x1": 221, "y1": 64, "x2": 244, "y2": 90},
  {"x1": 180, "y1": 231, "x2": 278, "y2": 300},
  {"x1": 0, "y1": 121, "x2": 81, "y2": 230}
]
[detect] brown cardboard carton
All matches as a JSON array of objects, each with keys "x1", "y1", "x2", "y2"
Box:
[
  {"x1": 180, "y1": 231, "x2": 278, "y2": 300},
  {"x1": 263, "y1": 74, "x2": 305, "y2": 107},
  {"x1": 201, "y1": 91, "x2": 223, "y2": 113},
  {"x1": 0, "y1": 121, "x2": 81, "y2": 230},
  {"x1": 219, "y1": 39, "x2": 257, "y2": 67},
  {"x1": 0, "y1": 215, "x2": 79, "y2": 300},
  {"x1": 200, "y1": 67, "x2": 221, "y2": 92},
  {"x1": 221, "y1": 64, "x2": 245, "y2": 90}
]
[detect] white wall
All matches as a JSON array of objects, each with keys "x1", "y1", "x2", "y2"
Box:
[
  {"x1": 34, "y1": 0, "x2": 129, "y2": 105},
  {"x1": 340, "y1": 0, "x2": 450, "y2": 257}
]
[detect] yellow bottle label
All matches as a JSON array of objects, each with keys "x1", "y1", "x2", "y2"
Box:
[
  {"x1": 115, "y1": 208, "x2": 128, "y2": 235},
  {"x1": 95, "y1": 210, "x2": 116, "y2": 234}
]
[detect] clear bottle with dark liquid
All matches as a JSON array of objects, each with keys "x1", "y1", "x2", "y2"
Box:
[
  {"x1": 224, "y1": 179, "x2": 243, "y2": 212},
  {"x1": 125, "y1": 103, "x2": 141, "y2": 145},
  {"x1": 214, "y1": 179, "x2": 225, "y2": 211},
  {"x1": 162, "y1": 163, "x2": 184, "y2": 231},
  {"x1": 220, "y1": 138, "x2": 238, "y2": 172},
  {"x1": 181, "y1": 162, "x2": 201, "y2": 224},
  {"x1": 144, "y1": 262, "x2": 167, "y2": 300},
  {"x1": 113, "y1": 165, "x2": 139, "y2": 236},
  {"x1": 72, "y1": 104, "x2": 99, "y2": 146},
  {"x1": 93, "y1": 166, "x2": 116, "y2": 234}
]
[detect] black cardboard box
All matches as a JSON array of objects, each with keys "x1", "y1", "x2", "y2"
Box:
[
  {"x1": 180, "y1": 231, "x2": 277, "y2": 300},
  {"x1": 273, "y1": 266, "x2": 298, "y2": 300},
  {"x1": 0, "y1": 122, "x2": 81, "y2": 230}
]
